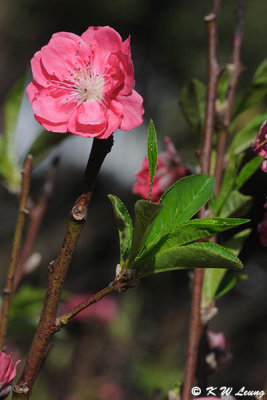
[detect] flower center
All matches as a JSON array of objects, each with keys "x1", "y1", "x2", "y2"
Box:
[{"x1": 74, "y1": 71, "x2": 105, "y2": 103}]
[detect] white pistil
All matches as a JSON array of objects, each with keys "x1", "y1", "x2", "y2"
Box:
[
  {"x1": 74, "y1": 71, "x2": 105, "y2": 103},
  {"x1": 49, "y1": 68, "x2": 105, "y2": 104}
]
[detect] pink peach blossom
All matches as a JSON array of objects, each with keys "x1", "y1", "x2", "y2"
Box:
[
  {"x1": 252, "y1": 120, "x2": 267, "y2": 172},
  {"x1": 133, "y1": 137, "x2": 187, "y2": 202},
  {"x1": 0, "y1": 352, "x2": 20, "y2": 399},
  {"x1": 27, "y1": 26, "x2": 144, "y2": 138},
  {"x1": 258, "y1": 201, "x2": 267, "y2": 247},
  {"x1": 62, "y1": 293, "x2": 118, "y2": 324}
]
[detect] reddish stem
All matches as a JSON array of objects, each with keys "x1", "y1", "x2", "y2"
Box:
[
  {"x1": 12, "y1": 137, "x2": 113, "y2": 400},
  {"x1": 13, "y1": 157, "x2": 58, "y2": 292},
  {"x1": 214, "y1": 1, "x2": 246, "y2": 195},
  {"x1": 182, "y1": 2, "x2": 221, "y2": 399},
  {"x1": 0, "y1": 155, "x2": 33, "y2": 350}
]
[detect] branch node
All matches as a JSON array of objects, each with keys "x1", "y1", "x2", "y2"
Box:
[
  {"x1": 204, "y1": 12, "x2": 216, "y2": 22},
  {"x1": 71, "y1": 202, "x2": 88, "y2": 221},
  {"x1": 48, "y1": 261, "x2": 55, "y2": 272},
  {"x1": 13, "y1": 384, "x2": 29, "y2": 394}
]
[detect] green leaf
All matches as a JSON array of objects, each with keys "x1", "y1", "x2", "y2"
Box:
[
  {"x1": 147, "y1": 120, "x2": 158, "y2": 200},
  {"x1": 156, "y1": 217, "x2": 249, "y2": 250},
  {"x1": 108, "y1": 195, "x2": 133, "y2": 266},
  {"x1": 229, "y1": 113, "x2": 267, "y2": 155},
  {"x1": 214, "y1": 271, "x2": 237, "y2": 299},
  {"x1": 217, "y1": 66, "x2": 232, "y2": 103},
  {"x1": 235, "y1": 156, "x2": 263, "y2": 189},
  {"x1": 223, "y1": 228, "x2": 251, "y2": 256},
  {"x1": 215, "y1": 271, "x2": 247, "y2": 299},
  {"x1": 219, "y1": 190, "x2": 252, "y2": 218},
  {"x1": 8, "y1": 285, "x2": 69, "y2": 332},
  {"x1": 179, "y1": 79, "x2": 206, "y2": 136},
  {"x1": 130, "y1": 200, "x2": 162, "y2": 262},
  {"x1": 211, "y1": 156, "x2": 241, "y2": 215},
  {"x1": 134, "y1": 242, "x2": 243, "y2": 278},
  {"x1": 0, "y1": 79, "x2": 25, "y2": 191},
  {"x1": 202, "y1": 229, "x2": 251, "y2": 307},
  {"x1": 142, "y1": 175, "x2": 215, "y2": 250},
  {"x1": 29, "y1": 131, "x2": 70, "y2": 165},
  {"x1": 234, "y1": 58, "x2": 267, "y2": 117},
  {"x1": 253, "y1": 58, "x2": 267, "y2": 84},
  {"x1": 202, "y1": 268, "x2": 227, "y2": 308}
]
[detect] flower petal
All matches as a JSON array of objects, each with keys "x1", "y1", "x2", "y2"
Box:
[
  {"x1": 98, "y1": 100, "x2": 123, "y2": 138},
  {"x1": 81, "y1": 26, "x2": 122, "y2": 52},
  {"x1": 41, "y1": 36, "x2": 91, "y2": 82},
  {"x1": 30, "y1": 51, "x2": 51, "y2": 88},
  {"x1": 7, "y1": 360, "x2": 20, "y2": 383},
  {"x1": 68, "y1": 101, "x2": 108, "y2": 137},
  {"x1": 30, "y1": 88, "x2": 76, "y2": 125},
  {"x1": 117, "y1": 90, "x2": 144, "y2": 131},
  {"x1": 82, "y1": 26, "x2": 123, "y2": 73}
]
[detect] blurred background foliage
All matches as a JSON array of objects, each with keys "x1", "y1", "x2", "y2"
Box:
[{"x1": 0, "y1": 0, "x2": 266, "y2": 399}]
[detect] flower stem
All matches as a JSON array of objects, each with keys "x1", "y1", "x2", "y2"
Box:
[
  {"x1": 182, "y1": 2, "x2": 221, "y2": 399},
  {"x1": 12, "y1": 137, "x2": 113, "y2": 400},
  {"x1": 0, "y1": 155, "x2": 33, "y2": 351}
]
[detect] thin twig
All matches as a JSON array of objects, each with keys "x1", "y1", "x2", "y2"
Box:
[
  {"x1": 199, "y1": 1, "x2": 222, "y2": 176},
  {"x1": 55, "y1": 284, "x2": 115, "y2": 328},
  {"x1": 182, "y1": 2, "x2": 221, "y2": 399},
  {"x1": 13, "y1": 157, "x2": 59, "y2": 292},
  {"x1": 0, "y1": 155, "x2": 33, "y2": 350},
  {"x1": 214, "y1": 0, "x2": 246, "y2": 195},
  {"x1": 12, "y1": 137, "x2": 113, "y2": 400}
]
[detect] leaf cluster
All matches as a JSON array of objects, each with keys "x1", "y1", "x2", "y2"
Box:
[{"x1": 109, "y1": 122, "x2": 247, "y2": 286}]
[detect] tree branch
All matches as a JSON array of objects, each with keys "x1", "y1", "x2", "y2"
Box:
[
  {"x1": 182, "y1": 2, "x2": 221, "y2": 399},
  {"x1": 0, "y1": 155, "x2": 33, "y2": 350},
  {"x1": 55, "y1": 284, "x2": 115, "y2": 328},
  {"x1": 199, "y1": 1, "x2": 222, "y2": 176},
  {"x1": 12, "y1": 137, "x2": 113, "y2": 400},
  {"x1": 13, "y1": 157, "x2": 59, "y2": 292},
  {"x1": 214, "y1": 0, "x2": 246, "y2": 195}
]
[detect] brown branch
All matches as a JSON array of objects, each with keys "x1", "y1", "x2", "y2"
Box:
[
  {"x1": 55, "y1": 284, "x2": 115, "y2": 328},
  {"x1": 13, "y1": 157, "x2": 59, "y2": 292},
  {"x1": 0, "y1": 155, "x2": 33, "y2": 350},
  {"x1": 182, "y1": 2, "x2": 221, "y2": 399},
  {"x1": 214, "y1": 0, "x2": 246, "y2": 195},
  {"x1": 12, "y1": 137, "x2": 113, "y2": 400},
  {"x1": 199, "y1": 1, "x2": 222, "y2": 176}
]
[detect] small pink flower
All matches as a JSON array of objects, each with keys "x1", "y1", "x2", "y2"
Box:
[
  {"x1": 258, "y1": 201, "x2": 267, "y2": 247},
  {"x1": 27, "y1": 26, "x2": 144, "y2": 138},
  {"x1": 206, "y1": 331, "x2": 230, "y2": 371},
  {"x1": 0, "y1": 352, "x2": 20, "y2": 399},
  {"x1": 252, "y1": 120, "x2": 267, "y2": 172},
  {"x1": 133, "y1": 137, "x2": 187, "y2": 202},
  {"x1": 207, "y1": 331, "x2": 226, "y2": 351},
  {"x1": 62, "y1": 293, "x2": 118, "y2": 324}
]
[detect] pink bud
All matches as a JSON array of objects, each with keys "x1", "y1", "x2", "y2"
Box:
[
  {"x1": 252, "y1": 120, "x2": 267, "y2": 172},
  {"x1": 0, "y1": 352, "x2": 20, "y2": 399},
  {"x1": 258, "y1": 201, "x2": 267, "y2": 247}
]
